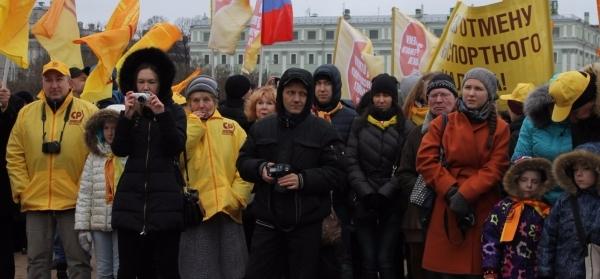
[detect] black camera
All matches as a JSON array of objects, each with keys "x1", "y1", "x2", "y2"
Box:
[
  {"x1": 42, "y1": 141, "x2": 61, "y2": 154},
  {"x1": 267, "y1": 163, "x2": 292, "y2": 193}
]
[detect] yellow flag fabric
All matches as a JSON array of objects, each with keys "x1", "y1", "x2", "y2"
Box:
[
  {"x1": 171, "y1": 68, "x2": 202, "y2": 105},
  {"x1": 242, "y1": 0, "x2": 262, "y2": 74},
  {"x1": 392, "y1": 7, "x2": 438, "y2": 81},
  {"x1": 75, "y1": 0, "x2": 139, "y2": 104},
  {"x1": 32, "y1": 0, "x2": 83, "y2": 68},
  {"x1": 0, "y1": 0, "x2": 35, "y2": 68},
  {"x1": 334, "y1": 17, "x2": 384, "y2": 105},
  {"x1": 116, "y1": 22, "x2": 182, "y2": 72},
  {"x1": 209, "y1": 0, "x2": 252, "y2": 54},
  {"x1": 426, "y1": 0, "x2": 554, "y2": 104}
]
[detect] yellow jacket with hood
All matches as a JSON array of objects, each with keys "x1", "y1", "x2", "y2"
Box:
[
  {"x1": 186, "y1": 110, "x2": 251, "y2": 223},
  {"x1": 7, "y1": 94, "x2": 98, "y2": 211}
]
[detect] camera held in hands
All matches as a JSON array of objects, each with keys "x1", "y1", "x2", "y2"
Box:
[
  {"x1": 267, "y1": 163, "x2": 292, "y2": 193},
  {"x1": 42, "y1": 141, "x2": 61, "y2": 154},
  {"x1": 131, "y1": 92, "x2": 151, "y2": 103}
]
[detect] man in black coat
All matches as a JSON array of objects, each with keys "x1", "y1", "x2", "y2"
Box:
[
  {"x1": 237, "y1": 67, "x2": 344, "y2": 279},
  {"x1": 219, "y1": 74, "x2": 252, "y2": 131},
  {"x1": 0, "y1": 84, "x2": 24, "y2": 279}
]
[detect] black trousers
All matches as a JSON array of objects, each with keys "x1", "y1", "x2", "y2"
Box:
[
  {"x1": 117, "y1": 229, "x2": 181, "y2": 279},
  {"x1": 0, "y1": 215, "x2": 14, "y2": 279},
  {"x1": 245, "y1": 221, "x2": 322, "y2": 279}
]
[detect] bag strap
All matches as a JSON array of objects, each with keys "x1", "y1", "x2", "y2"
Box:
[
  {"x1": 569, "y1": 195, "x2": 589, "y2": 257},
  {"x1": 182, "y1": 150, "x2": 191, "y2": 190},
  {"x1": 439, "y1": 113, "x2": 449, "y2": 168}
]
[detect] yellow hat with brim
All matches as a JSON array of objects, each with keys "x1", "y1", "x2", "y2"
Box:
[
  {"x1": 500, "y1": 82, "x2": 536, "y2": 103},
  {"x1": 42, "y1": 60, "x2": 70, "y2": 77},
  {"x1": 549, "y1": 71, "x2": 591, "y2": 122}
]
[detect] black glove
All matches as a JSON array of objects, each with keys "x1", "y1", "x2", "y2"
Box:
[
  {"x1": 447, "y1": 188, "x2": 470, "y2": 217},
  {"x1": 362, "y1": 193, "x2": 379, "y2": 210},
  {"x1": 373, "y1": 193, "x2": 390, "y2": 211}
]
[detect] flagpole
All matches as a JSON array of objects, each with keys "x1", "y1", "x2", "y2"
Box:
[
  {"x1": 212, "y1": 50, "x2": 217, "y2": 77},
  {"x1": 258, "y1": 47, "x2": 264, "y2": 86},
  {"x1": 2, "y1": 58, "x2": 10, "y2": 87}
]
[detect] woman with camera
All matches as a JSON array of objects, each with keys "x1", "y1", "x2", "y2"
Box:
[
  {"x1": 416, "y1": 67, "x2": 509, "y2": 278},
  {"x1": 345, "y1": 73, "x2": 414, "y2": 279},
  {"x1": 177, "y1": 75, "x2": 252, "y2": 279},
  {"x1": 110, "y1": 48, "x2": 187, "y2": 278}
]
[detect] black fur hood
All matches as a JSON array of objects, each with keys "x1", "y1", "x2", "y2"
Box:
[
  {"x1": 118, "y1": 48, "x2": 176, "y2": 105},
  {"x1": 503, "y1": 157, "x2": 554, "y2": 199}
]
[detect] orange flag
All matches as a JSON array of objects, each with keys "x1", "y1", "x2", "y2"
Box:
[
  {"x1": 171, "y1": 68, "x2": 202, "y2": 105},
  {"x1": 209, "y1": 0, "x2": 253, "y2": 54},
  {"x1": 32, "y1": 0, "x2": 83, "y2": 68},
  {"x1": 0, "y1": 0, "x2": 36, "y2": 68},
  {"x1": 75, "y1": 0, "x2": 139, "y2": 104},
  {"x1": 116, "y1": 22, "x2": 182, "y2": 72}
]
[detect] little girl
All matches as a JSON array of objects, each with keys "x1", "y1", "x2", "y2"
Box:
[
  {"x1": 481, "y1": 157, "x2": 553, "y2": 279},
  {"x1": 75, "y1": 108, "x2": 126, "y2": 279}
]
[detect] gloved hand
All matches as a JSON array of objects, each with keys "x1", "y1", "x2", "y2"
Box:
[
  {"x1": 373, "y1": 193, "x2": 390, "y2": 211},
  {"x1": 362, "y1": 193, "x2": 379, "y2": 210},
  {"x1": 448, "y1": 190, "x2": 470, "y2": 217},
  {"x1": 78, "y1": 231, "x2": 92, "y2": 253}
]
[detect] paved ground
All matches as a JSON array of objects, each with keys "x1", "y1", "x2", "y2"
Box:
[{"x1": 14, "y1": 252, "x2": 97, "y2": 279}]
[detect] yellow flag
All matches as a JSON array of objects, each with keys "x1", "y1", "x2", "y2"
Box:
[
  {"x1": 209, "y1": 0, "x2": 252, "y2": 54},
  {"x1": 32, "y1": 0, "x2": 83, "y2": 68},
  {"x1": 426, "y1": 0, "x2": 553, "y2": 105},
  {"x1": 75, "y1": 0, "x2": 139, "y2": 104},
  {"x1": 242, "y1": 0, "x2": 262, "y2": 74},
  {"x1": 116, "y1": 22, "x2": 182, "y2": 72},
  {"x1": 391, "y1": 7, "x2": 438, "y2": 81},
  {"x1": 171, "y1": 68, "x2": 202, "y2": 105},
  {"x1": 0, "y1": 0, "x2": 35, "y2": 68},
  {"x1": 334, "y1": 17, "x2": 384, "y2": 106}
]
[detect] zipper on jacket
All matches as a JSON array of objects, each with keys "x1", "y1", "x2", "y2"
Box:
[{"x1": 140, "y1": 121, "x2": 151, "y2": 235}]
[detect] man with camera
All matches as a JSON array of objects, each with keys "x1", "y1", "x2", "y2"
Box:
[
  {"x1": 237, "y1": 68, "x2": 344, "y2": 279},
  {"x1": 6, "y1": 60, "x2": 97, "y2": 279}
]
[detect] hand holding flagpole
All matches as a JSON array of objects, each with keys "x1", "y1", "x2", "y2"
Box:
[{"x1": 0, "y1": 59, "x2": 10, "y2": 109}]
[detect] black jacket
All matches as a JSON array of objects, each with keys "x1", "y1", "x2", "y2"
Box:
[
  {"x1": 219, "y1": 99, "x2": 251, "y2": 132},
  {"x1": 111, "y1": 48, "x2": 186, "y2": 233},
  {"x1": 0, "y1": 96, "x2": 24, "y2": 217}
]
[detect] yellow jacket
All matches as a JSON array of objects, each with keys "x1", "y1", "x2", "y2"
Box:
[
  {"x1": 7, "y1": 94, "x2": 98, "y2": 211},
  {"x1": 186, "y1": 110, "x2": 251, "y2": 223}
]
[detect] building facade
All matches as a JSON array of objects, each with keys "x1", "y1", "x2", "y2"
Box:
[{"x1": 189, "y1": 3, "x2": 600, "y2": 79}]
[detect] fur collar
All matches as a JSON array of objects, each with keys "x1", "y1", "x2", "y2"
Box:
[
  {"x1": 523, "y1": 84, "x2": 553, "y2": 129},
  {"x1": 503, "y1": 157, "x2": 554, "y2": 199},
  {"x1": 581, "y1": 62, "x2": 600, "y2": 117},
  {"x1": 84, "y1": 109, "x2": 120, "y2": 156},
  {"x1": 553, "y1": 149, "x2": 600, "y2": 194}
]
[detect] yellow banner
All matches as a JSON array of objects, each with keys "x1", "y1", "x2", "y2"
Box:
[
  {"x1": 209, "y1": 0, "x2": 252, "y2": 54},
  {"x1": 0, "y1": 0, "x2": 35, "y2": 68},
  {"x1": 426, "y1": 0, "x2": 554, "y2": 100},
  {"x1": 32, "y1": 0, "x2": 83, "y2": 68},
  {"x1": 116, "y1": 22, "x2": 182, "y2": 71},
  {"x1": 334, "y1": 17, "x2": 384, "y2": 105},
  {"x1": 392, "y1": 7, "x2": 438, "y2": 81},
  {"x1": 242, "y1": 0, "x2": 262, "y2": 74},
  {"x1": 172, "y1": 68, "x2": 202, "y2": 105}
]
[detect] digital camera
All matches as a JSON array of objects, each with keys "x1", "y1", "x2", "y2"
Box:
[
  {"x1": 42, "y1": 141, "x2": 61, "y2": 154},
  {"x1": 131, "y1": 92, "x2": 151, "y2": 103},
  {"x1": 267, "y1": 163, "x2": 292, "y2": 193}
]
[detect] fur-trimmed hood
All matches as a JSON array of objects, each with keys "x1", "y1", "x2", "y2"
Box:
[
  {"x1": 581, "y1": 62, "x2": 600, "y2": 116},
  {"x1": 503, "y1": 157, "x2": 554, "y2": 199},
  {"x1": 523, "y1": 84, "x2": 553, "y2": 129},
  {"x1": 84, "y1": 109, "x2": 120, "y2": 156},
  {"x1": 118, "y1": 47, "x2": 176, "y2": 105},
  {"x1": 553, "y1": 145, "x2": 600, "y2": 194}
]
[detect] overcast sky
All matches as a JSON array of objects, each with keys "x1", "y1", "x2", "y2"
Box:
[{"x1": 74, "y1": 0, "x2": 598, "y2": 25}]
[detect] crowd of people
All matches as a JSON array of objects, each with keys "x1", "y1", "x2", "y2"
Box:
[{"x1": 1, "y1": 46, "x2": 600, "y2": 279}]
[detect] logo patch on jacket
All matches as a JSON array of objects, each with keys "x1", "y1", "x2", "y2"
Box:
[
  {"x1": 69, "y1": 111, "x2": 84, "y2": 125},
  {"x1": 222, "y1": 122, "x2": 235, "y2": 135}
]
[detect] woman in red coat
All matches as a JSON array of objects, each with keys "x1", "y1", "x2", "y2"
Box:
[{"x1": 416, "y1": 67, "x2": 510, "y2": 278}]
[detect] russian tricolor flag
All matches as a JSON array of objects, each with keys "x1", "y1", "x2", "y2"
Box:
[{"x1": 261, "y1": 0, "x2": 293, "y2": 45}]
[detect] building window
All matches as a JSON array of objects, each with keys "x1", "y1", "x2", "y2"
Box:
[
  {"x1": 204, "y1": 54, "x2": 210, "y2": 65},
  {"x1": 434, "y1": 29, "x2": 443, "y2": 37},
  {"x1": 257, "y1": 55, "x2": 260, "y2": 64},
  {"x1": 221, "y1": 55, "x2": 227, "y2": 64},
  {"x1": 238, "y1": 54, "x2": 244, "y2": 64},
  {"x1": 307, "y1": 30, "x2": 317, "y2": 40},
  {"x1": 553, "y1": 52, "x2": 557, "y2": 64},
  {"x1": 203, "y1": 32, "x2": 210, "y2": 42},
  {"x1": 325, "y1": 30, "x2": 335, "y2": 40},
  {"x1": 291, "y1": 53, "x2": 297, "y2": 64},
  {"x1": 326, "y1": 53, "x2": 333, "y2": 64},
  {"x1": 369, "y1": 30, "x2": 379, "y2": 40},
  {"x1": 553, "y1": 27, "x2": 560, "y2": 38},
  {"x1": 240, "y1": 32, "x2": 245, "y2": 41},
  {"x1": 308, "y1": 54, "x2": 315, "y2": 64},
  {"x1": 273, "y1": 54, "x2": 279, "y2": 64},
  {"x1": 293, "y1": 31, "x2": 299, "y2": 40}
]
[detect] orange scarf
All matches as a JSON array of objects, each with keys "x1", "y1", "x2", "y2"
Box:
[
  {"x1": 104, "y1": 155, "x2": 116, "y2": 204},
  {"x1": 500, "y1": 197, "x2": 550, "y2": 242},
  {"x1": 409, "y1": 105, "x2": 429, "y2": 126},
  {"x1": 316, "y1": 102, "x2": 344, "y2": 123}
]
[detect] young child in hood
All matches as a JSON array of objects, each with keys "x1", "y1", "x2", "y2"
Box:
[
  {"x1": 481, "y1": 157, "x2": 553, "y2": 279},
  {"x1": 74, "y1": 108, "x2": 127, "y2": 278},
  {"x1": 538, "y1": 142, "x2": 600, "y2": 279}
]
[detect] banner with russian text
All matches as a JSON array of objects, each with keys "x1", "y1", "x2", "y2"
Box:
[
  {"x1": 242, "y1": 0, "x2": 262, "y2": 74},
  {"x1": 392, "y1": 7, "x2": 438, "y2": 81},
  {"x1": 334, "y1": 17, "x2": 384, "y2": 105},
  {"x1": 426, "y1": 0, "x2": 553, "y2": 100},
  {"x1": 208, "y1": 0, "x2": 252, "y2": 54}
]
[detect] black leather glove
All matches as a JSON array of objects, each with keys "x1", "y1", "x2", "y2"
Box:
[{"x1": 448, "y1": 190, "x2": 470, "y2": 217}]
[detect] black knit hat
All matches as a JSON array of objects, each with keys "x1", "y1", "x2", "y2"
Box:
[
  {"x1": 225, "y1": 74, "x2": 251, "y2": 100},
  {"x1": 371, "y1": 73, "x2": 398, "y2": 102},
  {"x1": 427, "y1": 73, "x2": 458, "y2": 98}
]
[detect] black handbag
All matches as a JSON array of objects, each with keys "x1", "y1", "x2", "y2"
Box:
[{"x1": 181, "y1": 150, "x2": 204, "y2": 228}]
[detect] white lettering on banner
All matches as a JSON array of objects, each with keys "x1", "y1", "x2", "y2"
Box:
[
  {"x1": 399, "y1": 22, "x2": 427, "y2": 75},
  {"x1": 347, "y1": 42, "x2": 371, "y2": 104}
]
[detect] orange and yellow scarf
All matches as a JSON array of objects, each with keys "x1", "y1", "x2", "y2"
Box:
[
  {"x1": 104, "y1": 153, "x2": 125, "y2": 204},
  {"x1": 500, "y1": 197, "x2": 550, "y2": 242},
  {"x1": 316, "y1": 102, "x2": 344, "y2": 123},
  {"x1": 409, "y1": 105, "x2": 429, "y2": 126}
]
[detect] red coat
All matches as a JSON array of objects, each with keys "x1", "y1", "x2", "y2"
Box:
[{"x1": 416, "y1": 112, "x2": 509, "y2": 275}]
